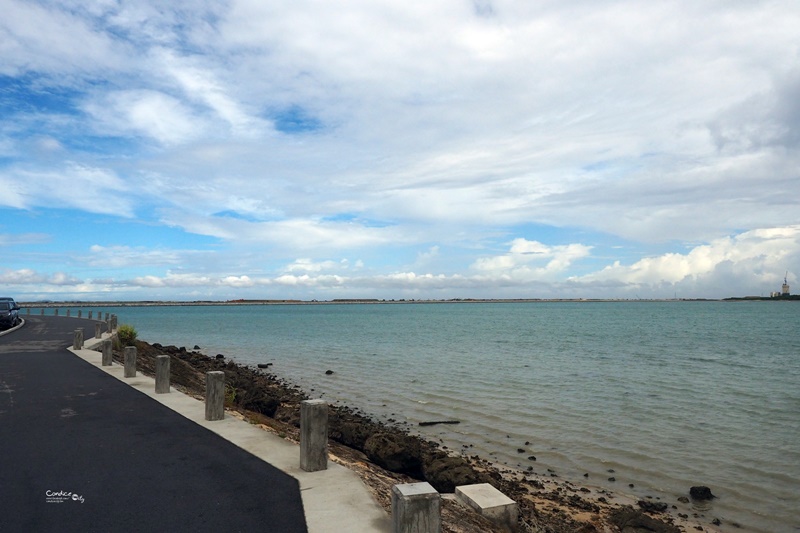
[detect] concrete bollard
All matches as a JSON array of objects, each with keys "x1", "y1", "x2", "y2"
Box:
[
  {"x1": 101, "y1": 340, "x2": 112, "y2": 366},
  {"x1": 88, "y1": 311, "x2": 93, "y2": 319},
  {"x1": 73, "y1": 329, "x2": 83, "y2": 350},
  {"x1": 111, "y1": 314, "x2": 118, "y2": 332},
  {"x1": 41, "y1": 308, "x2": 44, "y2": 316},
  {"x1": 95, "y1": 322, "x2": 102, "y2": 339},
  {"x1": 123, "y1": 346, "x2": 137, "y2": 378},
  {"x1": 54, "y1": 308, "x2": 59, "y2": 316},
  {"x1": 391, "y1": 482, "x2": 441, "y2": 533},
  {"x1": 205, "y1": 371, "x2": 225, "y2": 421},
  {"x1": 66, "y1": 309, "x2": 70, "y2": 317},
  {"x1": 77, "y1": 310, "x2": 82, "y2": 318},
  {"x1": 27, "y1": 308, "x2": 30, "y2": 315},
  {"x1": 300, "y1": 399, "x2": 329, "y2": 472},
  {"x1": 105, "y1": 312, "x2": 110, "y2": 321},
  {"x1": 155, "y1": 355, "x2": 170, "y2": 394}
]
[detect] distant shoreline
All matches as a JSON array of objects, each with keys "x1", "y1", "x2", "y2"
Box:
[
  {"x1": 19, "y1": 297, "x2": 716, "y2": 307},
  {"x1": 16, "y1": 296, "x2": 797, "y2": 307}
]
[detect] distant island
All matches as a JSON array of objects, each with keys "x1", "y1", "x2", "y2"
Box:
[
  {"x1": 15, "y1": 297, "x2": 774, "y2": 307},
  {"x1": 724, "y1": 294, "x2": 799, "y2": 301}
]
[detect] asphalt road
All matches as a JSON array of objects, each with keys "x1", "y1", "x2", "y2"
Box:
[{"x1": 0, "y1": 315, "x2": 307, "y2": 533}]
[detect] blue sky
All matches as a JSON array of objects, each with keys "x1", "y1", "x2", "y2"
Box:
[{"x1": 1, "y1": 0, "x2": 799, "y2": 301}]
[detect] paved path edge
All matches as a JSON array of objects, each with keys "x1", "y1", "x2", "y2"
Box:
[{"x1": 72, "y1": 335, "x2": 391, "y2": 533}]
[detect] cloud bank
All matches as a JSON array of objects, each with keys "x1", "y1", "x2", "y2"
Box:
[{"x1": 1, "y1": 1, "x2": 798, "y2": 300}]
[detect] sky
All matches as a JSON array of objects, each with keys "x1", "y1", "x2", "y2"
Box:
[{"x1": 1, "y1": 0, "x2": 799, "y2": 301}]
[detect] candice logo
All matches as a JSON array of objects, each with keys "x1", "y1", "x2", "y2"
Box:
[{"x1": 45, "y1": 490, "x2": 84, "y2": 504}]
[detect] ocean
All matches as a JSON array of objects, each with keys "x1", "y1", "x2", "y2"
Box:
[{"x1": 44, "y1": 301, "x2": 799, "y2": 532}]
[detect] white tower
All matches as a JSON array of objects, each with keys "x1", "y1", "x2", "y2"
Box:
[{"x1": 782, "y1": 271, "x2": 790, "y2": 296}]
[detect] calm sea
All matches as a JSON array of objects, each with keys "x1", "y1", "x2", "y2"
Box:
[{"x1": 51, "y1": 301, "x2": 799, "y2": 532}]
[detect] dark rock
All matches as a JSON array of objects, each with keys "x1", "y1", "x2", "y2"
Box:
[
  {"x1": 325, "y1": 369, "x2": 334, "y2": 375},
  {"x1": 677, "y1": 497, "x2": 689, "y2": 504},
  {"x1": 609, "y1": 506, "x2": 681, "y2": 533},
  {"x1": 528, "y1": 455, "x2": 537, "y2": 461},
  {"x1": 712, "y1": 518, "x2": 721, "y2": 526},
  {"x1": 216, "y1": 354, "x2": 225, "y2": 359},
  {"x1": 689, "y1": 486, "x2": 716, "y2": 501},
  {"x1": 608, "y1": 477, "x2": 616, "y2": 482},
  {"x1": 517, "y1": 448, "x2": 525, "y2": 453},
  {"x1": 638, "y1": 500, "x2": 668, "y2": 513},
  {"x1": 363, "y1": 432, "x2": 423, "y2": 478},
  {"x1": 418, "y1": 420, "x2": 460, "y2": 426},
  {"x1": 422, "y1": 454, "x2": 487, "y2": 493},
  {"x1": 257, "y1": 363, "x2": 272, "y2": 369},
  {"x1": 568, "y1": 494, "x2": 600, "y2": 512},
  {"x1": 274, "y1": 404, "x2": 300, "y2": 427},
  {"x1": 237, "y1": 390, "x2": 280, "y2": 417},
  {"x1": 194, "y1": 345, "x2": 201, "y2": 350}
]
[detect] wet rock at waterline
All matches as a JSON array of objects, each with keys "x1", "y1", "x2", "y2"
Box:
[{"x1": 689, "y1": 486, "x2": 716, "y2": 501}]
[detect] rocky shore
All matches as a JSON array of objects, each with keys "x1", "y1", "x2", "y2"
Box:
[{"x1": 117, "y1": 339, "x2": 724, "y2": 533}]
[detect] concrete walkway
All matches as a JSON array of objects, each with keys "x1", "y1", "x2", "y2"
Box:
[{"x1": 0, "y1": 315, "x2": 390, "y2": 533}]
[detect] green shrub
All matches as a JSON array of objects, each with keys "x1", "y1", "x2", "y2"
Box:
[
  {"x1": 117, "y1": 324, "x2": 138, "y2": 347},
  {"x1": 225, "y1": 383, "x2": 238, "y2": 405}
]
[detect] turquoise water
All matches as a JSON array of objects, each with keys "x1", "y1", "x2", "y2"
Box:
[{"x1": 48, "y1": 301, "x2": 799, "y2": 532}]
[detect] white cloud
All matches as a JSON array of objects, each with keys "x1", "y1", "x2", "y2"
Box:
[
  {"x1": 147, "y1": 49, "x2": 268, "y2": 138},
  {"x1": 415, "y1": 246, "x2": 440, "y2": 264},
  {"x1": 0, "y1": 0, "x2": 128, "y2": 76},
  {"x1": 472, "y1": 239, "x2": 593, "y2": 278},
  {"x1": 129, "y1": 272, "x2": 213, "y2": 288},
  {"x1": 219, "y1": 275, "x2": 255, "y2": 288},
  {"x1": 576, "y1": 225, "x2": 800, "y2": 296},
  {"x1": 0, "y1": 233, "x2": 50, "y2": 246},
  {"x1": 159, "y1": 212, "x2": 407, "y2": 253},
  {"x1": 284, "y1": 258, "x2": 339, "y2": 273},
  {"x1": 5, "y1": 226, "x2": 795, "y2": 300},
  {"x1": 83, "y1": 90, "x2": 205, "y2": 146},
  {"x1": 0, "y1": 163, "x2": 134, "y2": 216},
  {"x1": 86, "y1": 245, "x2": 185, "y2": 268},
  {"x1": 0, "y1": 268, "x2": 82, "y2": 286},
  {"x1": 273, "y1": 274, "x2": 344, "y2": 287}
]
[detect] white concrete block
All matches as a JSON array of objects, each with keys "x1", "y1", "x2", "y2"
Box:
[{"x1": 455, "y1": 483, "x2": 518, "y2": 532}]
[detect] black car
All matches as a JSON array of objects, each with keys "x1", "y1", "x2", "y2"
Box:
[{"x1": 0, "y1": 298, "x2": 20, "y2": 329}]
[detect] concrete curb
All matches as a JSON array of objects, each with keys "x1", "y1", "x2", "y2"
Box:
[
  {"x1": 0, "y1": 318, "x2": 25, "y2": 337},
  {"x1": 72, "y1": 336, "x2": 390, "y2": 533}
]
